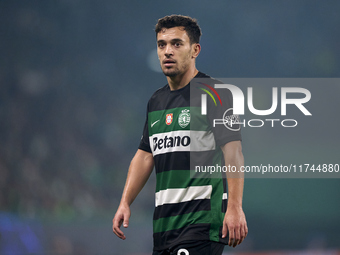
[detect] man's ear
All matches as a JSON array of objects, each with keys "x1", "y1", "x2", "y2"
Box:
[{"x1": 192, "y1": 43, "x2": 201, "y2": 58}]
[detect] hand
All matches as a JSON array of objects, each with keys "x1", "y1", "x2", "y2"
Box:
[
  {"x1": 112, "y1": 203, "x2": 131, "y2": 240},
  {"x1": 222, "y1": 205, "x2": 248, "y2": 247}
]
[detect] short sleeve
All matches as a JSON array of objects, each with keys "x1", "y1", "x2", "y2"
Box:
[
  {"x1": 138, "y1": 104, "x2": 152, "y2": 153},
  {"x1": 206, "y1": 80, "x2": 242, "y2": 147}
]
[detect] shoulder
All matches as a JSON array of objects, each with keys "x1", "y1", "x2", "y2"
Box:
[
  {"x1": 150, "y1": 84, "x2": 169, "y2": 100},
  {"x1": 195, "y1": 71, "x2": 222, "y2": 85},
  {"x1": 148, "y1": 84, "x2": 169, "y2": 104},
  {"x1": 196, "y1": 71, "x2": 211, "y2": 79},
  {"x1": 193, "y1": 71, "x2": 233, "y2": 106},
  {"x1": 146, "y1": 84, "x2": 169, "y2": 111}
]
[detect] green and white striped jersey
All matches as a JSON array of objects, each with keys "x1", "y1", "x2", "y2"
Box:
[{"x1": 139, "y1": 72, "x2": 242, "y2": 251}]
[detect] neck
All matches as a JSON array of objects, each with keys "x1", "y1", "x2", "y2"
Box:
[{"x1": 167, "y1": 67, "x2": 199, "y2": 91}]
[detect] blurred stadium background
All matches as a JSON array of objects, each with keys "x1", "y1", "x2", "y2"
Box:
[{"x1": 0, "y1": 0, "x2": 339, "y2": 254}]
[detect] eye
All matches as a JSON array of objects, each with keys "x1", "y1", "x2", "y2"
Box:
[
  {"x1": 174, "y1": 42, "x2": 181, "y2": 47},
  {"x1": 158, "y1": 43, "x2": 165, "y2": 49}
]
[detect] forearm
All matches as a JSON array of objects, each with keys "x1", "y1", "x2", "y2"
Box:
[
  {"x1": 221, "y1": 141, "x2": 248, "y2": 246},
  {"x1": 120, "y1": 149, "x2": 154, "y2": 206},
  {"x1": 226, "y1": 177, "x2": 244, "y2": 207},
  {"x1": 221, "y1": 141, "x2": 244, "y2": 207}
]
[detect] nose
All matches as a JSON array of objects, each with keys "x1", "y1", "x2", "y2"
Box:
[{"x1": 164, "y1": 44, "x2": 173, "y2": 57}]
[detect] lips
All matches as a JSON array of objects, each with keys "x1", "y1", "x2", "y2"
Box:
[{"x1": 163, "y1": 59, "x2": 176, "y2": 67}]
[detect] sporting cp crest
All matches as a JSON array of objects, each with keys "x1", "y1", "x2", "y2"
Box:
[
  {"x1": 178, "y1": 109, "x2": 190, "y2": 128},
  {"x1": 165, "y1": 113, "x2": 173, "y2": 125}
]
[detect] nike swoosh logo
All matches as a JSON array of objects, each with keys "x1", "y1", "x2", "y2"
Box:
[{"x1": 151, "y1": 120, "x2": 160, "y2": 128}]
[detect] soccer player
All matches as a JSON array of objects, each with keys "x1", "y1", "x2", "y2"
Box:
[{"x1": 112, "y1": 15, "x2": 248, "y2": 255}]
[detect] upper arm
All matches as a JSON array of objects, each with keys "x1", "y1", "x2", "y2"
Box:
[
  {"x1": 221, "y1": 140, "x2": 242, "y2": 154},
  {"x1": 221, "y1": 141, "x2": 244, "y2": 179},
  {"x1": 221, "y1": 141, "x2": 244, "y2": 165},
  {"x1": 134, "y1": 149, "x2": 154, "y2": 171}
]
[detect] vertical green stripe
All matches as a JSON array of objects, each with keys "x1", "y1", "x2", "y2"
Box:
[
  {"x1": 209, "y1": 151, "x2": 224, "y2": 241},
  {"x1": 209, "y1": 177, "x2": 224, "y2": 242}
]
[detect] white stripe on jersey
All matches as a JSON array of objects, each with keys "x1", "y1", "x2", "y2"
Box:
[
  {"x1": 150, "y1": 130, "x2": 216, "y2": 156},
  {"x1": 155, "y1": 185, "x2": 212, "y2": 207}
]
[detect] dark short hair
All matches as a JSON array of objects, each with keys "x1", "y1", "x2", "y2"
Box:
[{"x1": 155, "y1": 15, "x2": 202, "y2": 44}]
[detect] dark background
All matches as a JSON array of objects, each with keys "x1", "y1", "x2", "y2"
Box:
[{"x1": 0, "y1": 0, "x2": 339, "y2": 254}]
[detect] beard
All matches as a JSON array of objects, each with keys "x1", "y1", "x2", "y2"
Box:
[
  {"x1": 162, "y1": 66, "x2": 181, "y2": 77},
  {"x1": 161, "y1": 60, "x2": 190, "y2": 77},
  {"x1": 161, "y1": 51, "x2": 191, "y2": 77}
]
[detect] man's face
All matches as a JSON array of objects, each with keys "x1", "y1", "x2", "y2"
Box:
[{"x1": 157, "y1": 26, "x2": 195, "y2": 77}]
